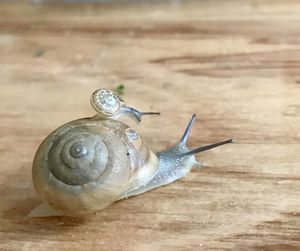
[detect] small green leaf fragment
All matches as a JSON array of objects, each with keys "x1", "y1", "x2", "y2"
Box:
[
  {"x1": 114, "y1": 84, "x2": 125, "y2": 95},
  {"x1": 34, "y1": 49, "x2": 45, "y2": 57}
]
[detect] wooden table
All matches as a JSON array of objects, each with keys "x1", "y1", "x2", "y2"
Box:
[{"x1": 0, "y1": 1, "x2": 299, "y2": 250}]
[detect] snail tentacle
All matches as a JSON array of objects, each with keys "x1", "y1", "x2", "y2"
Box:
[
  {"x1": 179, "y1": 138, "x2": 233, "y2": 157},
  {"x1": 111, "y1": 106, "x2": 160, "y2": 124},
  {"x1": 179, "y1": 113, "x2": 196, "y2": 145}
]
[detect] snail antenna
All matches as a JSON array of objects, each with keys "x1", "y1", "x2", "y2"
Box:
[
  {"x1": 141, "y1": 112, "x2": 161, "y2": 116},
  {"x1": 117, "y1": 107, "x2": 160, "y2": 123},
  {"x1": 180, "y1": 114, "x2": 196, "y2": 145},
  {"x1": 180, "y1": 139, "x2": 233, "y2": 157}
]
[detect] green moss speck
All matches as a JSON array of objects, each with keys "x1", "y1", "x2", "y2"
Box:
[
  {"x1": 114, "y1": 84, "x2": 125, "y2": 95},
  {"x1": 34, "y1": 49, "x2": 45, "y2": 57}
]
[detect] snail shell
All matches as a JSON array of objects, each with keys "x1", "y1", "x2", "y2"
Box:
[{"x1": 32, "y1": 117, "x2": 159, "y2": 217}]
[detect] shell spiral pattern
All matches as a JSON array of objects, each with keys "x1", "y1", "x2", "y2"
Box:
[
  {"x1": 32, "y1": 118, "x2": 132, "y2": 216},
  {"x1": 48, "y1": 130, "x2": 109, "y2": 186}
]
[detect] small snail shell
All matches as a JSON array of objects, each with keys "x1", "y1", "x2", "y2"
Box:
[{"x1": 31, "y1": 89, "x2": 232, "y2": 217}]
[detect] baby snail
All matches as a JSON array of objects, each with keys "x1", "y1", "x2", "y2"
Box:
[{"x1": 30, "y1": 89, "x2": 233, "y2": 217}]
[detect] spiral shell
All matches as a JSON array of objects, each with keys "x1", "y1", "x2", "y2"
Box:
[
  {"x1": 90, "y1": 89, "x2": 122, "y2": 116},
  {"x1": 32, "y1": 117, "x2": 159, "y2": 216}
]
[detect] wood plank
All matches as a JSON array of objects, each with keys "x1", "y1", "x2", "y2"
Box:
[{"x1": 0, "y1": 1, "x2": 299, "y2": 250}]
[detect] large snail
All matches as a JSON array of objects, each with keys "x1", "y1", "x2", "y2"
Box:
[{"x1": 30, "y1": 89, "x2": 232, "y2": 217}]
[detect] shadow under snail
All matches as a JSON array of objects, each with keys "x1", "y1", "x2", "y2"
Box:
[{"x1": 30, "y1": 89, "x2": 233, "y2": 217}]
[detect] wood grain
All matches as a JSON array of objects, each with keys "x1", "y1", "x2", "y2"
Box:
[{"x1": 0, "y1": 0, "x2": 300, "y2": 250}]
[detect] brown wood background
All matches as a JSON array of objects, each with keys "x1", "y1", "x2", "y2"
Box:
[{"x1": 0, "y1": 0, "x2": 300, "y2": 250}]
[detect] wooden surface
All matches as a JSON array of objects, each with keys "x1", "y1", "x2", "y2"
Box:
[{"x1": 0, "y1": 1, "x2": 300, "y2": 250}]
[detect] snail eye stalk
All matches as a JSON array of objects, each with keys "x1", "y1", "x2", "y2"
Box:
[
  {"x1": 180, "y1": 114, "x2": 196, "y2": 145},
  {"x1": 180, "y1": 139, "x2": 233, "y2": 157}
]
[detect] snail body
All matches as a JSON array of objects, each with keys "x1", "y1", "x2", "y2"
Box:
[{"x1": 31, "y1": 89, "x2": 232, "y2": 217}]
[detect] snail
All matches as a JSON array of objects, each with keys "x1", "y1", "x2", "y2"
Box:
[{"x1": 30, "y1": 89, "x2": 232, "y2": 217}]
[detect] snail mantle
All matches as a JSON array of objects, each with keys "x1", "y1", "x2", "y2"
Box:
[{"x1": 30, "y1": 89, "x2": 233, "y2": 217}]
